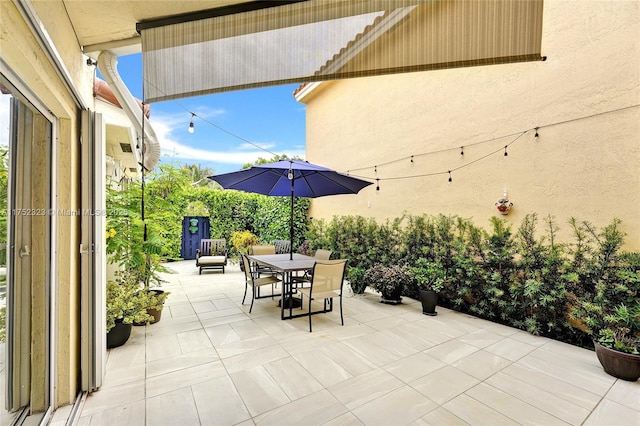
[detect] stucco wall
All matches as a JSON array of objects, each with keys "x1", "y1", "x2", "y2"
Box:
[{"x1": 301, "y1": 0, "x2": 640, "y2": 249}]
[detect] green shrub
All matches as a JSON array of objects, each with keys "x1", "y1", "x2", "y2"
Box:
[{"x1": 305, "y1": 213, "x2": 639, "y2": 350}]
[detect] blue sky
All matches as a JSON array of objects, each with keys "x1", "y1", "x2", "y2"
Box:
[{"x1": 109, "y1": 54, "x2": 306, "y2": 174}]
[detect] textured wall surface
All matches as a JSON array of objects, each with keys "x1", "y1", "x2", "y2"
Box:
[{"x1": 301, "y1": 0, "x2": 640, "y2": 249}]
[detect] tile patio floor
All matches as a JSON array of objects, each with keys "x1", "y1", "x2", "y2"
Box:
[{"x1": 75, "y1": 260, "x2": 639, "y2": 425}]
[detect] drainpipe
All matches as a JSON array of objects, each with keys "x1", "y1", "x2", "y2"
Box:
[{"x1": 96, "y1": 51, "x2": 160, "y2": 171}]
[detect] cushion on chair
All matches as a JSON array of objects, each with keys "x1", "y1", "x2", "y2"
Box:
[{"x1": 197, "y1": 255, "x2": 226, "y2": 266}]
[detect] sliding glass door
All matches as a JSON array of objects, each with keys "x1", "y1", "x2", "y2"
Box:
[{"x1": 1, "y1": 74, "x2": 53, "y2": 424}]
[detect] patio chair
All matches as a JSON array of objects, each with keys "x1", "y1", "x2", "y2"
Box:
[
  {"x1": 273, "y1": 239, "x2": 291, "y2": 254},
  {"x1": 195, "y1": 238, "x2": 228, "y2": 274},
  {"x1": 250, "y1": 245, "x2": 278, "y2": 277},
  {"x1": 241, "y1": 254, "x2": 281, "y2": 313},
  {"x1": 297, "y1": 259, "x2": 348, "y2": 332},
  {"x1": 291, "y1": 249, "x2": 333, "y2": 286}
]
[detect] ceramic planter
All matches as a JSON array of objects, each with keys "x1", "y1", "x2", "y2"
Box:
[
  {"x1": 419, "y1": 289, "x2": 438, "y2": 316},
  {"x1": 594, "y1": 340, "x2": 640, "y2": 381},
  {"x1": 107, "y1": 321, "x2": 132, "y2": 349},
  {"x1": 380, "y1": 286, "x2": 403, "y2": 305}
]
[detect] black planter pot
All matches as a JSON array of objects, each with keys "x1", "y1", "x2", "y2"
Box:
[
  {"x1": 380, "y1": 287, "x2": 403, "y2": 305},
  {"x1": 107, "y1": 321, "x2": 132, "y2": 349},
  {"x1": 594, "y1": 340, "x2": 640, "y2": 381},
  {"x1": 419, "y1": 289, "x2": 438, "y2": 316}
]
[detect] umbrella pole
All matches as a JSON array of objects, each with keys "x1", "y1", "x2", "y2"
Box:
[{"x1": 289, "y1": 177, "x2": 294, "y2": 260}]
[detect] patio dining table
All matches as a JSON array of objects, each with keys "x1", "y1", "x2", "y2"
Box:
[{"x1": 247, "y1": 253, "x2": 317, "y2": 320}]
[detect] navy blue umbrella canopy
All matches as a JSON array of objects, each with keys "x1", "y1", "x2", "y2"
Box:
[
  {"x1": 208, "y1": 159, "x2": 372, "y2": 258},
  {"x1": 209, "y1": 159, "x2": 372, "y2": 197}
]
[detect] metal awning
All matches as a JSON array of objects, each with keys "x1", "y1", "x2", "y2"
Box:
[{"x1": 140, "y1": 0, "x2": 544, "y2": 103}]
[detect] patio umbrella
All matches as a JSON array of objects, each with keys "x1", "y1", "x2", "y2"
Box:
[{"x1": 208, "y1": 159, "x2": 373, "y2": 259}]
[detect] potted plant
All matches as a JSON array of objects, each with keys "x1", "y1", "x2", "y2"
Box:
[
  {"x1": 230, "y1": 230, "x2": 259, "y2": 271},
  {"x1": 106, "y1": 182, "x2": 170, "y2": 324},
  {"x1": 106, "y1": 278, "x2": 153, "y2": 348},
  {"x1": 364, "y1": 263, "x2": 413, "y2": 305},
  {"x1": 569, "y1": 259, "x2": 640, "y2": 381},
  {"x1": 412, "y1": 258, "x2": 446, "y2": 316},
  {"x1": 347, "y1": 266, "x2": 367, "y2": 295}
]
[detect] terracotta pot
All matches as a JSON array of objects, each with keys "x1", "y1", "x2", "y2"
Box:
[{"x1": 594, "y1": 341, "x2": 640, "y2": 381}]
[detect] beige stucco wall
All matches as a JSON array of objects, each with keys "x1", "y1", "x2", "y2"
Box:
[
  {"x1": 1, "y1": 0, "x2": 94, "y2": 408},
  {"x1": 301, "y1": 0, "x2": 640, "y2": 250}
]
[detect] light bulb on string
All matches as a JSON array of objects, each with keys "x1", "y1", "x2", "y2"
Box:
[
  {"x1": 376, "y1": 178, "x2": 380, "y2": 191},
  {"x1": 288, "y1": 169, "x2": 294, "y2": 180},
  {"x1": 460, "y1": 146, "x2": 464, "y2": 156},
  {"x1": 534, "y1": 127, "x2": 539, "y2": 140},
  {"x1": 410, "y1": 155, "x2": 414, "y2": 164},
  {"x1": 504, "y1": 145, "x2": 508, "y2": 156},
  {"x1": 188, "y1": 113, "x2": 195, "y2": 134},
  {"x1": 448, "y1": 171, "x2": 452, "y2": 182}
]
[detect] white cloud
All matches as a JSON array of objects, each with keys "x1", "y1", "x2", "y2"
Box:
[{"x1": 150, "y1": 112, "x2": 303, "y2": 166}]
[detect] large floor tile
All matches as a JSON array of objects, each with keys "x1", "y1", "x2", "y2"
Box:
[
  {"x1": 443, "y1": 393, "x2": 519, "y2": 425},
  {"x1": 263, "y1": 357, "x2": 325, "y2": 400},
  {"x1": 410, "y1": 365, "x2": 480, "y2": 405},
  {"x1": 520, "y1": 349, "x2": 614, "y2": 395},
  {"x1": 80, "y1": 379, "x2": 145, "y2": 415},
  {"x1": 222, "y1": 343, "x2": 290, "y2": 374},
  {"x1": 177, "y1": 328, "x2": 214, "y2": 354},
  {"x1": 146, "y1": 387, "x2": 200, "y2": 425},
  {"x1": 191, "y1": 375, "x2": 252, "y2": 425},
  {"x1": 351, "y1": 385, "x2": 437, "y2": 425},
  {"x1": 384, "y1": 352, "x2": 447, "y2": 383},
  {"x1": 145, "y1": 348, "x2": 220, "y2": 378},
  {"x1": 583, "y1": 399, "x2": 640, "y2": 426},
  {"x1": 465, "y1": 382, "x2": 570, "y2": 425},
  {"x1": 483, "y1": 336, "x2": 538, "y2": 361},
  {"x1": 254, "y1": 389, "x2": 348, "y2": 425},
  {"x1": 292, "y1": 347, "x2": 354, "y2": 387},
  {"x1": 329, "y1": 368, "x2": 404, "y2": 410},
  {"x1": 413, "y1": 407, "x2": 469, "y2": 425},
  {"x1": 485, "y1": 371, "x2": 591, "y2": 424},
  {"x1": 79, "y1": 399, "x2": 145, "y2": 426},
  {"x1": 451, "y1": 350, "x2": 511, "y2": 381},
  {"x1": 145, "y1": 360, "x2": 228, "y2": 398},
  {"x1": 342, "y1": 334, "x2": 402, "y2": 367},
  {"x1": 424, "y1": 339, "x2": 479, "y2": 364},
  {"x1": 604, "y1": 379, "x2": 640, "y2": 410},
  {"x1": 215, "y1": 334, "x2": 279, "y2": 359},
  {"x1": 230, "y1": 365, "x2": 291, "y2": 417},
  {"x1": 500, "y1": 363, "x2": 602, "y2": 411}
]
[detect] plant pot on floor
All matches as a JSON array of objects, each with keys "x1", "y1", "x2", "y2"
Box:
[
  {"x1": 107, "y1": 321, "x2": 132, "y2": 349},
  {"x1": 594, "y1": 340, "x2": 640, "y2": 381},
  {"x1": 419, "y1": 289, "x2": 438, "y2": 316},
  {"x1": 380, "y1": 287, "x2": 403, "y2": 305},
  {"x1": 133, "y1": 289, "x2": 168, "y2": 326}
]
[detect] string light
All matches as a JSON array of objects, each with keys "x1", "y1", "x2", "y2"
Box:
[
  {"x1": 188, "y1": 113, "x2": 195, "y2": 134},
  {"x1": 460, "y1": 146, "x2": 464, "y2": 156},
  {"x1": 410, "y1": 155, "x2": 414, "y2": 164},
  {"x1": 534, "y1": 127, "x2": 539, "y2": 140},
  {"x1": 448, "y1": 171, "x2": 452, "y2": 182},
  {"x1": 504, "y1": 145, "x2": 508, "y2": 156},
  {"x1": 376, "y1": 178, "x2": 380, "y2": 191}
]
